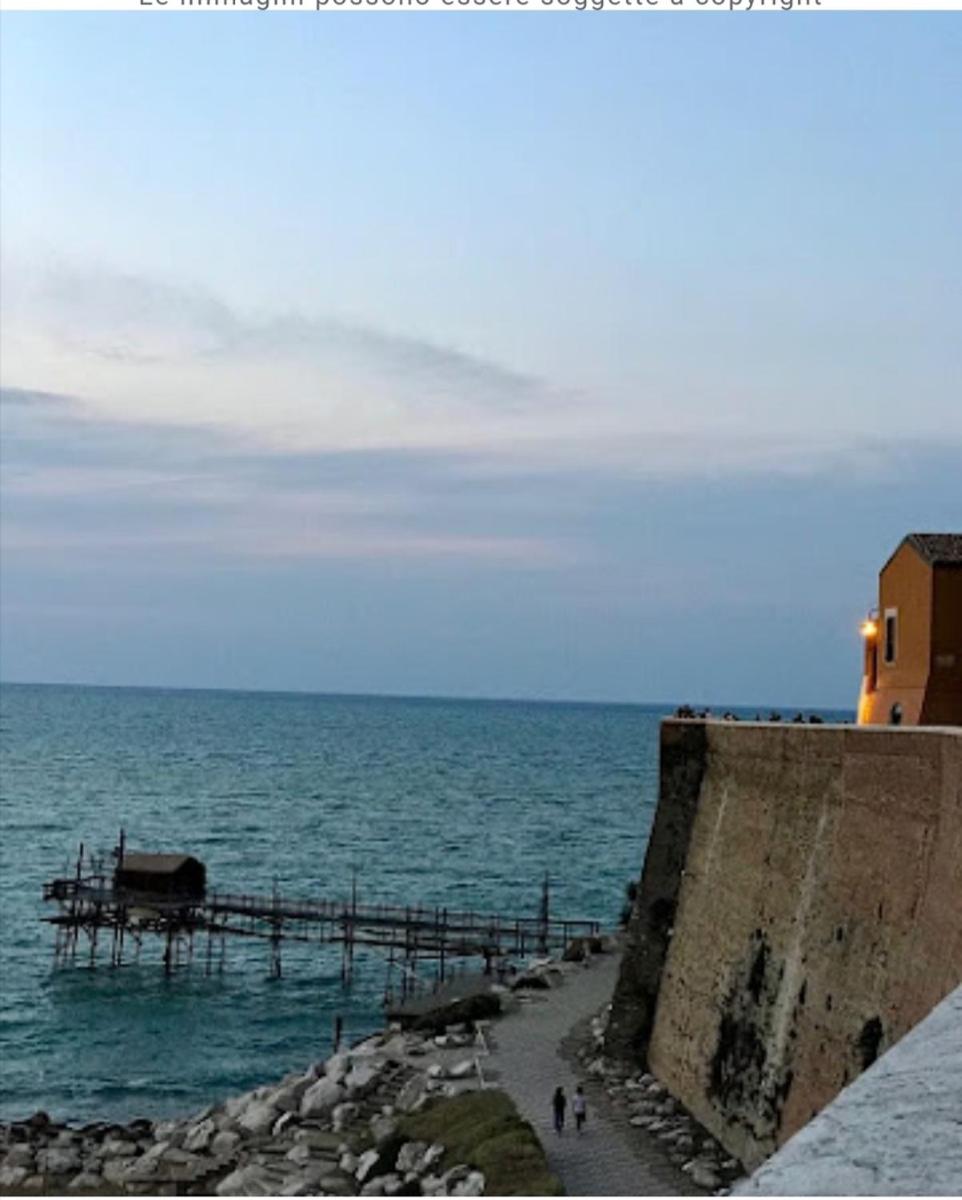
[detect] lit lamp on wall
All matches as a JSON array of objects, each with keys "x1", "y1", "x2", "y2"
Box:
[{"x1": 857, "y1": 613, "x2": 879, "y2": 725}]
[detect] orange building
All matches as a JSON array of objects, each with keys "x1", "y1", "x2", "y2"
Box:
[{"x1": 857, "y1": 533, "x2": 962, "y2": 726}]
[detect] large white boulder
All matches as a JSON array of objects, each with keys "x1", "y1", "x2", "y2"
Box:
[
  {"x1": 271, "y1": 1074, "x2": 313, "y2": 1113},
  {"x1": 344, "y1": 1060, "x2": 381, "y2": 1098},
  {"x1": 325, "y1": 1051, "x2": 351, "y2": 1084},
  {"x1": 238, "y1": 1100, "x2": 279, "y2": 1137},
  {"x1": 451, "y1": 1170, "x2": 485, "y2": 1196},
  {"x1": 210, "y1": 1129, "x2": 242, "y2": 1158},
  {"x1": 67, "y1": 1171, "x2": 104, "y2": 1191},
  {"x1": 4, "y1": 1146, "x2": 35, "y2": 1170},
  {"x1": 224, "y1": 1090, "x2": 257, "y2": 1120},
  {"x1": 355, "y1": 1148, "x2": 381, "y2": 1184},
  {"x1": 300, "y1": 1075, "x2": 345, "y2": 1118},
  {"x1": 37, "y1": 1146, "x2": 82, "y2": 1176},
  {"x1": 332, "y1": 1101, "x2": 360, "y2": 1133},
  {"x1": 183, "y1": 1117, "x2": 217, "y2": 1153},
  {"x1": 395, "y1": 1142, "x2": 427, "y2": 1175},
  {"x1": 216, "y1": 1164, "x2": 274, "y2": 1196}
]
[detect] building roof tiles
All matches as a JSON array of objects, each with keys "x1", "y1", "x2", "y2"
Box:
[{"x1": 905, "y1": 533, "x2": 962, "y2": 566}]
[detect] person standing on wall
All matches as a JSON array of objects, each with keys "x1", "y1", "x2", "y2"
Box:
[{"x1": 552, "y1": 1086, "x2": 567, "y2": 1135}]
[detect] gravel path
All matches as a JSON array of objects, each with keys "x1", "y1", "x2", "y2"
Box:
[{"x1": 483, "y1": 954, "x2": 697, "y2": 1197}]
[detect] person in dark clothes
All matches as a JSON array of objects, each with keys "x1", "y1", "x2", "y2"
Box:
[{"x1": 552, "y1": 1085, "x2": 567, "y2": 1134}]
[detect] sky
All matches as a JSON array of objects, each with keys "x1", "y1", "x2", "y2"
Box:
[{"x1": 1, "y1": 13, "x2": 960, "y2": 708}]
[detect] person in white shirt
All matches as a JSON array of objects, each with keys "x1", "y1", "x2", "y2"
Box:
[{"x1": 573, "y1": 1085, "x2": 587, "y2": 1133}]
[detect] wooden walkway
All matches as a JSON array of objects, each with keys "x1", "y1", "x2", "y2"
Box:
[{"x1": 42, "y1": 867, "x2": 600, "y2": 992}]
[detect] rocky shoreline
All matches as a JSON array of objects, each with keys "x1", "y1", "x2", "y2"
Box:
[
  {"x1": 0, "y1": 1020, "x2": 500, "y2": 1198},
  {"x1": 0, "y1": 951, "x2": 589, "y2": 1199},
  {"x1": 0, "y1": 942, "x2": 743, "y2": 1198}
]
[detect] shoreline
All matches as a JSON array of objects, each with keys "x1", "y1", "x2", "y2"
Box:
[{"x1": 1, "y1": 942, "x2": 745, "y2": 1197}]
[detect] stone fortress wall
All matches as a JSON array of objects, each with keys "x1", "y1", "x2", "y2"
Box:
[{"x1": 605, "y1": 720, "x2": 962, "y2": 1170}]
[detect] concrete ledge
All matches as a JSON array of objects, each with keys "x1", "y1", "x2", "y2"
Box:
[{"x1": 736, "y1": 983, "x2": 962, "y2": 1195}]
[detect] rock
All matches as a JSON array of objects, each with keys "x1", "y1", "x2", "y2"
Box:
[
  {"x1": 218, "y1": 1163, "x2": 279, "y2": 1196},
  {"x1": 293, "y1": 1129, "x2": 343, "y2": 1152},
  {"x1": 210, "y1": 1129, "x2": 242, "y2": 1158},
  {"x1": 339, "y1": 1151, "x2": 358, "y2": 1174},
  {"x1": 450, "y1": 1170, "x2": 485, "y2": 1197},
  {"x1": 563, "y1": 938, "x2": 586, "y2": 962},
  {"x1": 102, "y1": 1158, "x2": 133, "y2": 1186},
  {"x1": 423, "y1": 1144, "x2": 444, "y2": 1172},
  {"x1": 300, "y1": 1075, "x2": 345, "y2": 1118},
  {"x1": 224, "y1": 1091, "x2": 256, "y2": 1121},
  {"x1": 510, "y1": 970, "x2": 551, "y2": 990},
  {"x1": 344, "y1": 1061, "x2": 381, "y2": 1098},
  {"x1": 26, "y1": 1112, "x2": 52, "y2": 1132},
  {"x1": 153, "y1": 1120, "x2": 186, "y2": 1146},
  {"x1": 37, "y1": 1145, "x2": 82, "y2": 1176},
  {"x1": 396, "y1": 1142, "x2": 428, "y2": 1175},
  {"x1": 286, "y1": 1143, "x2": 311, "y2": 1167},
  {"x1": 396, "y1": 1076, "x2": 428, "y2": 1114},
  {"x1": 279, "y1": 1175, "x2": 314, "y2": 1197},
  {"x1": 0, "y1": 1165, "x2": 29, "y2": 1189},
  {"x1": 361, "y1": 1178, "x2": 388, "y2": 1197},
  {"x1": 691, "y1": 1163, "x2": 722, "y2": 1190},
  {"x1": 317, "y1": 1172, "x2": 356, "y2": 1196},
  {"x1": 446, "y1": 1059, "x2": 475, "y2": 1080},
  {"x1": 271, "y1": 1076, "x2": 313, "y2": 1114},
  {"x1": 332, "y1": 1101, "x2": 360, "y2": 1132},
  {"x1": 421, "y1": 1174, "x2": 444, "y2": 1196},
  {"x1": 238, "y1": 1100, "x2": 278, "y2": 1137},
  {"x1": 356, "y1": 1148, "x2": 382, "y2": 1184},
  {"x1": 370, "y1": 1114, "x2": 398, "y2": 1147},
  {"x1": 101, "y1": 1136, "x2": 139, "y2": 1157},
  {"x1": 68, "y1": 1171, "x2": 105, "y2": 1191},
  {"x1": 351, "y1": 1034, "x2": 385, "y2": 1057},
  {"x1": 272, "y1": 1111, "x2": 298, "y2": 1138},
  {"x1": 440, "y1": 1164, "x2": 471, "y2": 1191},
  {"x1": 4, "y1": 1145, "x2": 35, "y2": 1170},
  {"x1": 325, "y1": 1051, "x2": 352, "y2": 1084}
]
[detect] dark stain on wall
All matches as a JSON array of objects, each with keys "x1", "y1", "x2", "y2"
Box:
[
  {"x1": 707, "y1": 929, "x2": 798, "y2": 1151},
  {"x1": 856, "y1": 1016, "x2": 884, "y2": 1070}
]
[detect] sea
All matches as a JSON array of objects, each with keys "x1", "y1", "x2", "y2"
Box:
[{"x1": 0, "y1": 682, "x2": 852, "y2": 1126}]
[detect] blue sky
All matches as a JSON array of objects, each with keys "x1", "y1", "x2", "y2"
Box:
[{"x1": 1, "y1": 14, "x2": 960, "y2": 706}]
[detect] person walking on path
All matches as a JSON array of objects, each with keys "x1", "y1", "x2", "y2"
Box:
[
  {"x1": 552, "y1": 1085, "x2": 567, "y2": 1135},
  {"x1": 573, "y1": 1085, "x2": 587, "y2": 1134}
]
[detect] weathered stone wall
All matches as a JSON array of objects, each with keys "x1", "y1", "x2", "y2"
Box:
[{"x1": 606, "y1": 720, "x2": 962, "y2": 1170}]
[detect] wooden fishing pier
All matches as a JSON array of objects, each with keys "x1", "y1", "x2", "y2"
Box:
[{"x1": 42, "y1": 837, "x2": 602, "y2": 1004}]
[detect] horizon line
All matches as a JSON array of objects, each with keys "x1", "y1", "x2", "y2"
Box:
[{"x1": 0, "y1": 677, "x2": 855, "y2": 715}]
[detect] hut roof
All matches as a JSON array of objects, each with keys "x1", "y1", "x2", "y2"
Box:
[
  {"x1": 905, "y1": 533, "x2": 962, "y2": 566},
  {"x1": 120, "y1": 853, "x2": 199, "y2": 875}
]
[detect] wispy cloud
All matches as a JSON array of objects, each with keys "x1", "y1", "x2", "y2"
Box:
[{"x1": 1, "y1": 260, "x2": 557, "y2": 455}]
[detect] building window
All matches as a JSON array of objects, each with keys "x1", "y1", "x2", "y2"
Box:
[{"x1": 884, "y1": 609, "x2": 898, "y2": 665}]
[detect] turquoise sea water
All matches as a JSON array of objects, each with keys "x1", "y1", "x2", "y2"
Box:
[{"x1": 0, "y1": 683, "x2": 850, "y2": 1125}]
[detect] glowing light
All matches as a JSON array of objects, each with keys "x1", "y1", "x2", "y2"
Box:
[{"x1": 861, "y1": 619, "x2": 878, "y2": 639}]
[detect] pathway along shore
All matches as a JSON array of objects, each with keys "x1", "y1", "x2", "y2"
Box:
[{"x1": 486, "y1": 950, "x2": 696, "y2": 1196}]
